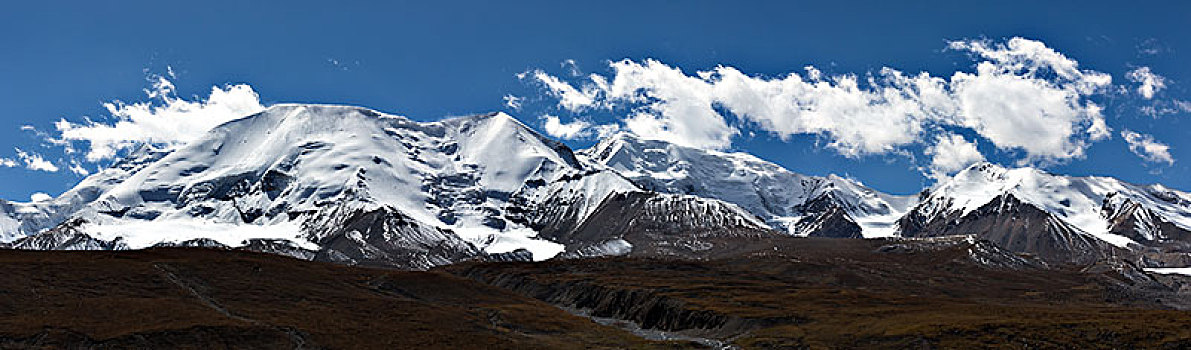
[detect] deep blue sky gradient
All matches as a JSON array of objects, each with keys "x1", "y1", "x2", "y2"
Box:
[{"x1": 1, "y1": 1, "x2": 1188, "y2": 199}]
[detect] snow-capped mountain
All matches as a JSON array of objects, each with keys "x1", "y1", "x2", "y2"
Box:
[
  {"x1": 900, "y1": 162, "x2": 1191, "y2": 264},
  {"x1": 580, "y1": 132, "x2": 915, "y2": 238},
  {"x1": 4, "y1": 104, "x2": 1191, "y2": 269},
  {"x1": 0, "y1": 145, "x2": 171, "y2": 242},
  {"x1": 0, "y1": 104, "x2": 771, "y2": 268}
]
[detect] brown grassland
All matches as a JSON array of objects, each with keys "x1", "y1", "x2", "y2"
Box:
[{"x1": 1, "y1": 238, "x2": 1190, "y2": 349}]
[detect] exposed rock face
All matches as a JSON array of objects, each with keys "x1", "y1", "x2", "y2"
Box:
[
  {"x1": 874, "y1": 236, "x2": 1045, "y2": 270},
  {"x1": 1104, "y1": 194, "x2": 1191, "y2": 244},
  {"x1": 301, "y1": 203, "x2": 480, "y2": 269},
  {"x1": 579, "y1": 132, "x2": 915, "y2": 237},
  {"x1": 901, "y1": 194, "x2": 1116, "y2": 265},
  {"x1": 8, "y1": 219, "x2": 128, "y2": 251},
  {"x1": 902, "y1": 162, "x2": 1191, "y2": 268},
  {"x1": 152, "y1": 238, "x2": 229, "y2": 249},
  {"x1": 479, "y1": 248, "x2": 535, "y2": 262},
  {"x1": 504, "y1": 169, "x2": 636, "y2": 239},
  {"x1": 239, "y1": 239, "x2": 317, "y2": 260},
  {"x1": 544, "y1": 191, "x2": 777, "y2": 259},
  {"x1": 793, "y1": 195, "x2": 863, "y2": 238}
]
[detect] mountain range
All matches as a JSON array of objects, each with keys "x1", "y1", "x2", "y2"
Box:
[{"x1": 2, "y1": 104, "x2": 1189, "y2": 270}]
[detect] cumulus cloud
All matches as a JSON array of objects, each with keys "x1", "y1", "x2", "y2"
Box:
[
  {"x1": 14, "y1": 148, "x2": 59, "y2": 172},
  {"x1": 1121, "y1": 130, "x2": 1174, "y2": 165},
  {"x1": 924, "y1": 134, "x2": 986, "y2": 178},
  {"x1": 602, "y1": 60, "x2": 737, "y2": 149},
  {"x1": 29, "y1": 192, "x2": 52, "y2": 202},
  {"x1": 1126, "y1": 67, "x2": 1166, "y2": 99},
  {"x1": 541, "y1": 115, "x2": 593, "y2": 140},
  {"x1": 525, "y1": 69, "x2": 602, "y2": 112},
  {"x1": 947, "y1": 38, "x2": 1112, "y2": 162},
  {"x1": 525, "y1": 37, "x2": 1115, "y2": 174},
  {"x1": 52, "y1": 75, "x2": 265, "y2": 161}
]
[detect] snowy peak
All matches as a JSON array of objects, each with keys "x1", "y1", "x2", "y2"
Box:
[
  {"x1": 578, "y1": 132, "x2": 914, "y2": 237},
  {"x1": 7, "y1": 104, "x2": 624, "y2": 262},
  {"x1": 913, "y1": 161, "x2": 1191, "y2": 248},
  {"x1": 9, "y1": 104, "x2": 777, "y2": 268},
  {"x1": 7, "y1": 103, "x2": 1191, "y2": 270}
]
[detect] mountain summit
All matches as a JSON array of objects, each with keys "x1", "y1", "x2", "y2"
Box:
[
  {"x1": 0, "y1": 105, "x2": 766, "y2": 267},
  {"x1": 2, "y1": 105, "x2": 1190, "y2": 269}
]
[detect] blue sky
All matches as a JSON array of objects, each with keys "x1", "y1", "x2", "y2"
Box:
[{"x1": 0, "y1": 1, "x2": 1188, "y2": 200}]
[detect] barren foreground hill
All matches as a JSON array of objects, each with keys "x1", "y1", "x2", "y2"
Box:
[
  {"x1": 0, "y1": 248, "x2": 681, "y2": 349},
  {"x1": 452, "y1": 237, "x2": 1191, "y2": 348},
  {"x1": 2, "y1": 239, "x2": 1191, "y2": 349}
]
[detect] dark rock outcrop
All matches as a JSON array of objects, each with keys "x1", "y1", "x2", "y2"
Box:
[
  {"x1": 301, "y1": 203, "x2": 480, "y2": 269},
  {"x1": 545, "y1": 191, "x2": 778, "y2": 259},
  {"x1": 901, "y1": 194, "x2": 1119, "y2": 266}
]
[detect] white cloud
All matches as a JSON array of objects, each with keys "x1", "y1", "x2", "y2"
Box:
[
  {"x1": 29, "y1": 192, "x2": 52, "y2": 202},
  {"x1": 1121, "y1": 130, "x2": 1174, "y2": 165},
  {"x1": 1177, "y1": 100, "x2": 1191, "y2": 112},
  {"x1": 527, "y1": 69, "x2": 601, "y2": 111},
  {"x1": 944, "y1": 37, "x2": 1112, "y2": 162},
  {"x1": 1126, "y1": 67, "x2": 1166, "y2": 99},
  {"x1": 603, "y1": 60, "x2": 737, "y2": 149},
  {"x1": 14, "y1": 148, "x2": 59, "y2": 172},
  {"x1": 502, "y1": 94, "x2": 523, "y2": 110},
  {"x1": 0, "y1": 158, "x2": 17, "y2": 168},
  {"x1": 562, "y1": 59, "x2": 582, "y2": 76},
  {"x1": 707, "y1": 66, "x2": 941, "y2": 156},
  {"x1": 592, "y1": 124, "x2": 622, "y2": 139},
  {"x1": 526, "y1": 38, "x2": 1114, "y2": 169},
  {"x1": 1140, "y1": 100, "x2": 1191, "y2": 117},
  {"x1": 53, "y1": 76, "x2": 265, "y2": 161},
  {"x1": 948, "y1": 63, "x2": 1109, "y2": 163},
  {"x1": 948, "y1": 38, "x2": 1111, "y2": 94},
  {"x1": 541, "y1": 115, "x2": 593, "y2": 140},
  {"x1": 144, "y1": 75, "x2": 175, "y2": 99},
  {"x1": 67, "y1": 159, "x2": 90, "y2": 176},
  {"x1": 924, "y1": 134, "x2": 986, "y2": 178}
]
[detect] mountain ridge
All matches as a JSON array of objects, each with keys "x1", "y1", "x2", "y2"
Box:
[{"x1": 2, "y1": 104, "x2": 1190, "y2": 270}]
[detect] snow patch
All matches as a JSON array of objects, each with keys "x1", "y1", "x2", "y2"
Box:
[
  {"x1": 1145, "y1": 267, "x2": 1191, "y2": 276},
  {"x1": 470, "y1": 226, "x2": 564, "y2": 261},
  {"x1": 83, "y1": 219, "x2": 316, "y2": 250}
]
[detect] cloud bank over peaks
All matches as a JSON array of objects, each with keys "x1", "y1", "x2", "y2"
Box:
[
  {"x1": 52, "y1": 74, "x2": 265, "y2": 162},
  {"x1": 525, "y1": 37, "x2": 1130, "y2": 176}
]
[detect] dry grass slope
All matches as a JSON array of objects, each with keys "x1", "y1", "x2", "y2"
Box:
[
  {"x1": 450, "y1": 237, "x2": 1191, "y2": 349},
  {"x1": 0, "y1": 248, "x2": 693, "y2": 349}
]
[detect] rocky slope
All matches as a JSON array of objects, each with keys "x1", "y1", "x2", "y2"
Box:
[
  {"x1": 580, "y1": 132, "x2": 915, "y2": 238},
  {"x1": 902, "y1": 162, "x2": 1191, "y2": 265}
]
